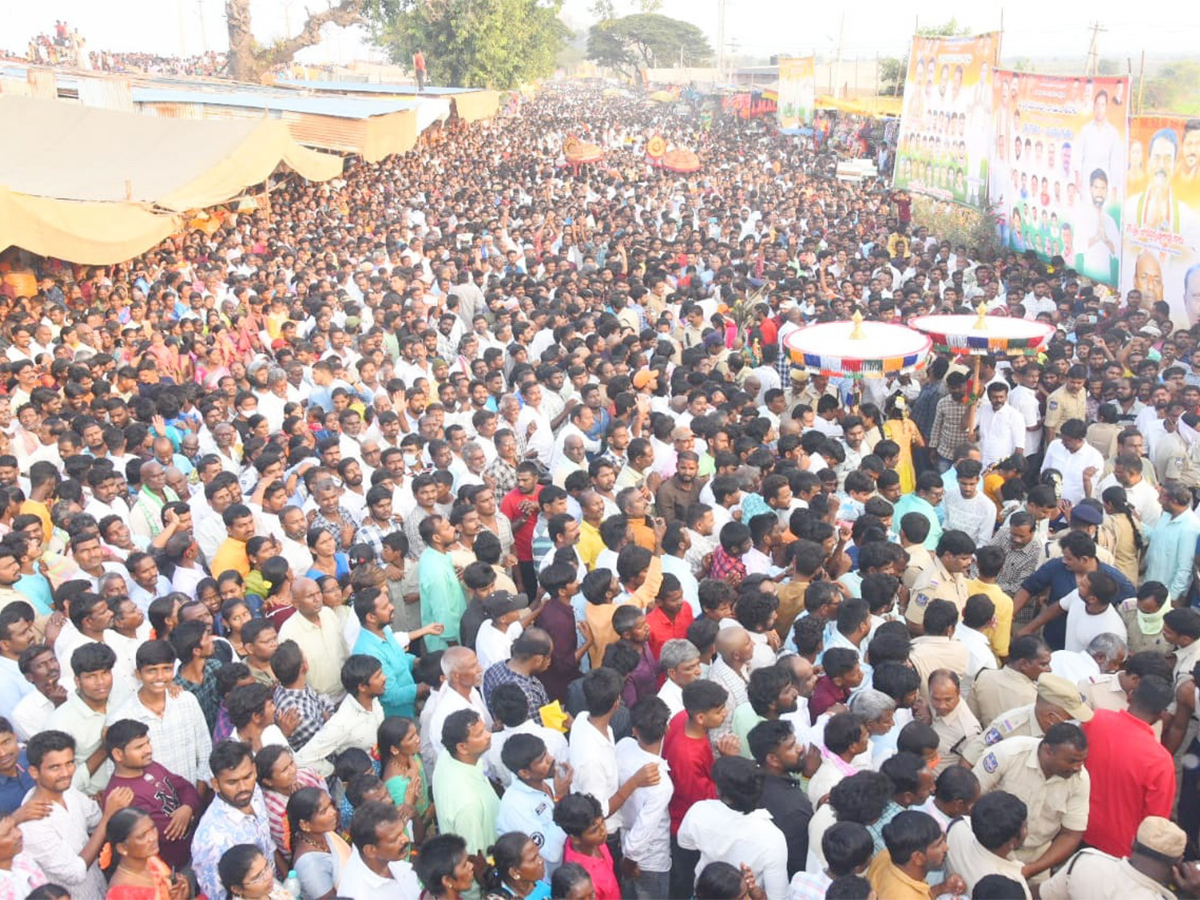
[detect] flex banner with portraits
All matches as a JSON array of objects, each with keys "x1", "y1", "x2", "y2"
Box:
[
  {"x1": 777, "y1": 56, "x2": 815, "y2": 131},
  {"x1": 1122, "y1": 116, "x2": 1200, "y2": 329},
  {"x1": 991, "y1": 72, "x2": 1130, "y2": 287},
  {"x1": 893, "y1": 32, "x2": 999, "y2": 209}
]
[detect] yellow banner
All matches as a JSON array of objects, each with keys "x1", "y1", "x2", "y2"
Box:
[
  {"x1": 778, "y1": 56, "x2": 815, "y2": 130},
  {"x1": 894, "y1": 32, "x2": 999, "y2": 209},
  {"x1": 1122, "y1": 115, "x2": 1200, "y2": 327}
]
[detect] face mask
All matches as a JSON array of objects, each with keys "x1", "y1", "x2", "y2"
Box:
[
  {"x1": 403, "y1": 452, "x2": 419, "y2": 468},
  {"x1": 1138, "y1": 604, "x2": 1168, "y2": 636}
]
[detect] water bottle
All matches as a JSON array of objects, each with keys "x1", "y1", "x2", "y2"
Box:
[{"x1": 284, "y1": 870, "x2": 302, "y2": 900}]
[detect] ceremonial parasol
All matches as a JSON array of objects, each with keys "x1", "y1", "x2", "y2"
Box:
[
  {"x1": 646, "y1": 134, "x2": 667, "y2": 160},
  {"x1": 907, "y1": 305, "x2": 1056, "y2": 358},
  {"x1": 661, "y1": 148, "x2": 701, "y2": 173},
  {"x1": 908, "y1": 303, "x2": 1055, "y2": 430},
  {"x1": 784, "y1": 311, "x2": 932, "y2": 380},
  {"x1": 563, "y1": 136, "x2": 604, "y2": 176}
]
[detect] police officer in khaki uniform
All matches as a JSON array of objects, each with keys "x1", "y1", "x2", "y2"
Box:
[
  {"x1": 967, "y1": 634, "x2": 1051, "y2": 725},
  {"x1": 906, "y1": 530, "x2": 974, "y2": 634},
  {"x1": 973, "y1": 727, "x2": 1091, "y2": 880},
  {"x1": 930, "y1": 669, "x2": 982, "y2": 773},
  {"x1": 1040, "y1": 816, "x2": 1198, "y2": 900},
  {"x1": 1042, "y1": 367, "x2": 1089, "y2": 444},
  {"x1": 962, "y1": 673, "x2": 1093, "y2": 765}
]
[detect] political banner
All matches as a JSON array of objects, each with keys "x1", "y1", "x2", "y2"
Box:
[
  {"x1": 991, "y1": 71, "x2": 1130, "y2": 287},
  {"x1": 893, "y1": 32, "x2": 999, "y2": 209},
  {"x1": 778, "y1": 56, "x2": 815, "y2": 131},
  {"x1": 1121, "y1": 115, "x2": 1200, "y2": 328}
]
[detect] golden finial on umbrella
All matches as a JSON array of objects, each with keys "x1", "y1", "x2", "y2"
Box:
[
  {"x1": 973, "y1": 302, "x2": 989, "y2": 330},
  {"x1": 850, "y1": 309, "x2": 865, "y2": 339}
]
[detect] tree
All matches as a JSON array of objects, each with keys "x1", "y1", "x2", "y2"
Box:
[
  {"x1": 225, "y1": 0, "x2": 393, "y2": 83},
  {"x1": 587, "y1": 13, "x2": 713, "y2": 81},
  {"x1": 377, "y1": 0, "x2": 568, "y2": 89},
  {"x1": 880, "y1": 57, "x2": 905, "y2": 96}
]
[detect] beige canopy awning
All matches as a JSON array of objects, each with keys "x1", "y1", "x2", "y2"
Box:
[{"x1": 0, "y1": 95, "x2": 343, "y2": 264}]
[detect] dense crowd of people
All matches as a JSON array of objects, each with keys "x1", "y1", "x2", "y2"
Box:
[{"x1": 1, "y1": 81, "x2": 1200, "y2": 900}]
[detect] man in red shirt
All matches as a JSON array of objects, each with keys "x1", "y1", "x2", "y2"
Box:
[
  {"x1": 662, "y1": 679, "x2": 740, "y2": 899},
  {"x1": 500, "y1": 461, "x2": 541, "y2": 594},
  {"x1": 646, "y1": 573, "x2": 693, "y2": 660},
  {"x1": 1080, "y1": 675, "x2": 1176, "y2": 856}
]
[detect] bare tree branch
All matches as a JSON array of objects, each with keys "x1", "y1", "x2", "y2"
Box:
[{"x1": 258, "y1": 0, "x2": 367, "y2": 69}]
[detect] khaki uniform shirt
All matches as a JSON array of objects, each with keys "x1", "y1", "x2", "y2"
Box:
[
  {"x1": 1043, "y1": 386, "x2": 1088, "y2": 433},
  {"x1": 1078, "y1": 673, "x2": 1164, "y2": 738},
  {"x1": 902, "y1": 544, "x2": 934, "y2": 590},
  {"x1": 1040, "y1": 849, "x2": 1176, "y2": 900},
  {"x1": 946, "y1": 817, "x2": 1032, "y2": 899},
  {"x1": 906, "y1": 558, "x2": 970, "y2": 629},
  {"x1": 932, "y1": 699, "x2": 982, "y2": 773},
  {"x1": 967, "y1": 666, "x2": 1038, "y2": 726},
  {"x1": 973, "y1": 736, "x2": 1090, "y2": 864},
  {"x1": 1077, "y1": 673, "x2": 1126, "y2": 715},
  {"x1": 962, "y1": 703, "x2": 1042, "y2": 765},
  {"x1": 910, "y1": 635, "x2": 970, "y2": 703}
]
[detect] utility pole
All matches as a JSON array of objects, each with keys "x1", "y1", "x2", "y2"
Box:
[
  {"x1": 1085, "y1": 21, "x2": 1106, "y2": 76},
  {"x1": 716, "y1": 0, "x2": 726, "y2": 83},
  {"x1": 833, "y1": 11, "x2": 845, "y2": 99}
]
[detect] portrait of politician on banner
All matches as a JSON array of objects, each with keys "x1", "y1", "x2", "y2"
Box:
[
  {"x1": 990, "y1": 71, "x2": 1130, "y2": 287},
  {"x1": 1121, "y1": 116, "x2": 1200, "y2": 329},
  {"x1": 893, "y1": 32, "x2": 999, "y2": 209},
  {"x1": 777, "y1": 56, "x2": 815, "y2": 132}
]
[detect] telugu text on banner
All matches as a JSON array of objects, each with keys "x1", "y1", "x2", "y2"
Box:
[
  {"x1": 1121, "y1": 115, "x2": 1200, "y2": 328},
  {"x1": 991, "y1": 71, "x2": 1130, "y2": 287}
]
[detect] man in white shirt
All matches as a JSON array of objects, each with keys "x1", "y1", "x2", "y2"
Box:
[
  {"x1": 1008, "y1": 366, "x2": 1043, "y2": 457},
  {"x1": 1095, "y1": 452, "x2": 1162, "y2": 528},
  {"x1": 942, "y1": 460, "x2": 998, "y2": 549},
  {"x1": 678, "y1": 756, "x2": 788, "y2": 899},
  {"x1": 337, "y1": 802, "x2": 422, "y2": 898},
  {"x1": 1041, "y1": 420, "x2": 1104, "y2": 506},
  {"x1": 977, "y1": 383, "x2": 1026, "y2": 468},
  {"x1": 569, "y1": 667, "x2": 659, "y2": 834},
  {"x1": 424, "y1": 647, "x2": 492, "y2": 773},
  {"x1": 615, "y1": 697, "x2": 674, "y2": 898}
]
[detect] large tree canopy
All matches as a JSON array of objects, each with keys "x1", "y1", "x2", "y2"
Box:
[
  {"x1": 587, "y1": 13, "x2": 713, "y2": 81},
  {"x1": 377, "y1": 0, "x2": 568, "y2": 89}
]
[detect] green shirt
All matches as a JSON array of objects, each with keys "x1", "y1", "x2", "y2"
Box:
[
  {"x1": 418, "y1": 547, "x2": 467, "y2": 651},
  {"x1": 432, "y1": 755, "x2": 499, "y2": 855},
  {"x1": 732, "y1": 703, "x2": 765, "y2": 758}
]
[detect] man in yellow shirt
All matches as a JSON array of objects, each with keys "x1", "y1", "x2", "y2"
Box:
[
  {"x1": 210, "y1": 503, "x2": 255, "y2": 578},
  {"x1": 970, "y1": 545, "x2": 1014, "y2": 659},
  {"x1": 576, "y1": 490, "x2": 606, "y2": 570},
  {"x1": 869, "y1": 810, "x2": 966, "y2": 900}
]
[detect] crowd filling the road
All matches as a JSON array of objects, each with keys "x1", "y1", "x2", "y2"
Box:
[{"x1": 1, "y1": 82, "x2": 1200, "y2": 900}]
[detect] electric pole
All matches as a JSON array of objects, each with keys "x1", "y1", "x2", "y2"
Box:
[
  {"x1": 716, "y1": 0, "x2": 726, "y2": 83},
  {"x1": 1085, "y1": 21, "x2": 1106, "y2": 76}
]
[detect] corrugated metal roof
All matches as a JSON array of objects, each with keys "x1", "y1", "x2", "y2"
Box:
[
  {"x1": 131, "y1": 87, "x2": 421, "y2": 118},
  {"x1": 274, "y1": 78, "x2": 475, "y2": 95}
]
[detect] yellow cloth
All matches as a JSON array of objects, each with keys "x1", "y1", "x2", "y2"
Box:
[
  {"x1": 885, "y1": 418, "x2": 923, "y2": 494},
  {"x1": 19, "y1": 500, "x2": 52, "y2": 545},
  {"x1": 578, "y1": 521, "x2": 605, "y2": 570},
  {"x1": 868, "y1": 851, "x2": 934, "y2": 900},
  {"x1": 967, "y1": 579, "x2": 1014, "y2": 659},
  {"x1": 211, "y1": 537, "x2": 251, "y2": 578}
]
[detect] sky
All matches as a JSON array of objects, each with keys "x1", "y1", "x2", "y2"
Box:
[{"x1": 9, "y1": 0, "x2": 1200, "y2": 68}]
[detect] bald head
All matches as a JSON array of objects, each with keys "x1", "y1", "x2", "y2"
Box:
[{"x1": 716, "y1": 625, "x2": 752, "y2": 665}]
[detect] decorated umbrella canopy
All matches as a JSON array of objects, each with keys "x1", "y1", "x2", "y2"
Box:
[
  {"x1": 563, "y1": 136, "x2": 604, "y2": 176},
  {"x1": 908, "y1": 304, "x2": 1056, "y2": 431},
  {"x1": 661, "y1": 147, "x2": 701, "y2": 173},
  {"x1": 907, "y1": 305, "x2": 1055, "y2": 357},
  {"x1": 649, "y1": 90, "x2": 675, "y2": 103},
  {"x1": 784, "y1": 311, "x2": 932, "y2": 380}
]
